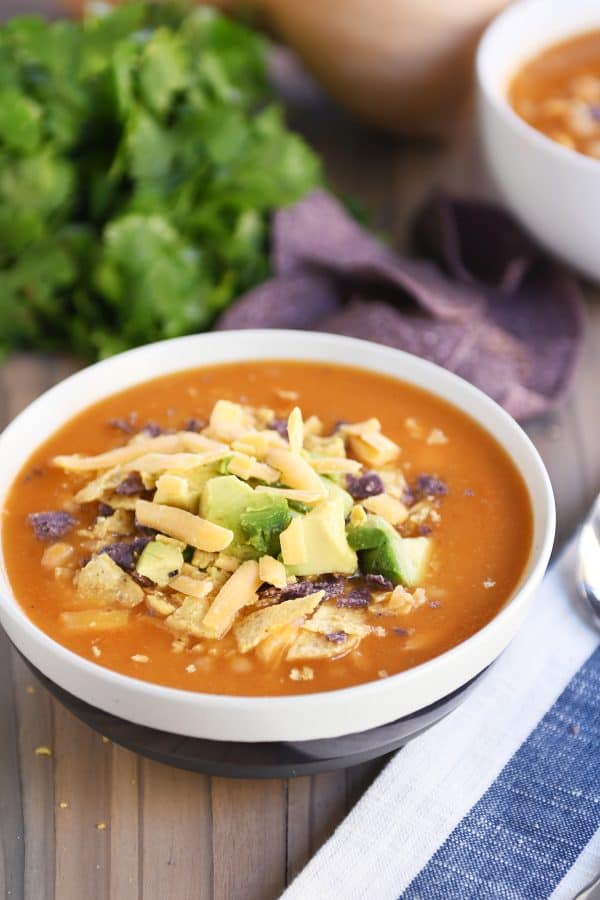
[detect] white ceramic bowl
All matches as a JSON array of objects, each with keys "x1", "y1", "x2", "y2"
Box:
[
  {"x1": 477, "y1": 0, "x2": 600, "y2": 282},
  {"x1": 0, "y1": 331, "x2": 555, "y2": 742}
]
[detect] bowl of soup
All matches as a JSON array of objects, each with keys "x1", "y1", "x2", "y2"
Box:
[
  {"x1": 477, "y1": 0, "x2": 600, "y2": 281},
  {"x1": 0, "y1": 331, "x2": 554, "y2": 743}
]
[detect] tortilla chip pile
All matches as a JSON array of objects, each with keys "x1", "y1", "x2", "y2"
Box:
[{"x1": 217, "y1": 190, "x2": 585, "y2": 421}]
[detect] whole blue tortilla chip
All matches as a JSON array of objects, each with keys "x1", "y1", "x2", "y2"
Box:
[
  {"x1": 336, "y1": 588, "x2": 370, "y2": 609},
  {"x1": 216, "y1": 273, "x2": 341, "y2": 331},
  {"x1": 346, "y1": 471, "x2": 384, "y2": 500},
  {"x1": 215, "y1": 188, "x2": 583, "y2": 422},
  {"x1": 414, "y1": 192, "x2": 539, "y2": 293},
  {"x1": 273, "y1": 190, "x2": 484, "y2": 323},
  {"x1": 29, "y1": 511, "x2": 76, "y2": 541}
]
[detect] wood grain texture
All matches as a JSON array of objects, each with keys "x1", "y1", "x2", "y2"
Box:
[{"x1": 0, "y1": 14, "x2": 599, "y2": 895}]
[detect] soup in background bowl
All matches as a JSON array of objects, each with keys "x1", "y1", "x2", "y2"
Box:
[
  {"x1": 0, "y1": 331, "x2": 554, "y2": 742},
  {"x1": 509, "y1": 30, "x2": 600, "y2": 159},
  {"x1": 477, "y1": 0, "x2": 600, "y2": 281}
]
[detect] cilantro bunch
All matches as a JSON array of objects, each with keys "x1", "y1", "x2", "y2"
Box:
[{"x1": 0, "y1": 2, "x2": 322, "y2": 358}]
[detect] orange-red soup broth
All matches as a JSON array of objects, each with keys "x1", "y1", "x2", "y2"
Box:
[
  {"x1": 510, "y1": 30, "x2": 600, "y2": 158},
  {"x1": 2, "y1": 361, "x2": 532, "y2": 696}
]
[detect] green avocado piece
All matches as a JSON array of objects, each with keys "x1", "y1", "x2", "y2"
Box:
[
  {"x1": 320, "y1": 476, "x2": 353, "y2": 517},
  {"x1": 239, "y1": 494, "x2": 291, "y2": 557},
  {"x1": 347, "y1": 514, "x2": 432, "y2": 587},
  {"x1": 287, "y1": 497, "x2": 357, "y2": 577},
  {"x1": 200, "y1": 475, "x2": 255, "y2": 557},
  {"x1": 136, "y1": 540, "x2": 184, "y2": 587}
]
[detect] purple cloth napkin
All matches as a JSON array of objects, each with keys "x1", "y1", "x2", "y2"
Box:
[{"x1": 217, "y1": 190, "x2": 585, "y2": 421}]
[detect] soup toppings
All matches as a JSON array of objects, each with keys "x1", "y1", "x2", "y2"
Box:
[
  {"x1": 29, "y1": 401, "x2": 441, "y2": 681},
  {"x1": 4, "y1": 360, "x2": 532, "y2": 696},
  {"x1": 510, "y1": 30, "x2": 600, "y2": 158}
]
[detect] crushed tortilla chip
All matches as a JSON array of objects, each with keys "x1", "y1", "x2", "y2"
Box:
[
  {"x1": 287, "y1": 630, "x2": 360, "y2": 660},
  {"x1": 234, "y1": 591, "x2": 324, "y2": 653},
  {"x1": 165, "y1": 595, "x2": 212, "y2": 639},
  {"x1": 302, "y1": 604, "x2": 370, "y2": 638},
  {"x1": 76, "y1": 554, "x2": 143, "y2": 609},
  {"x1": 255, "y1": 624, "x2": 299, "y2": 666}
]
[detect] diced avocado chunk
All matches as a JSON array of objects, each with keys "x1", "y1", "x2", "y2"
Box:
[
  {"x1": 240, "y1": 494, "x2": 291, "y2": 557},
  {"x1": 287, "y1": 497, "x2": 357, "y2": 577},
  {"x1": 136, "y1": 540, "x2": 184, "y2": 587},
  {"x1": 321, "y1": 476, "x2": 353, "y2": 517},
  {"x1": 200, "y1": 475, "x2": 258, "y2": 559},
  {"x1": 154, "y1": 473, "x2": 200, "y2": 512},
  {"x1": 347, "y1": 514, "x2": 432, "y2": 587}
]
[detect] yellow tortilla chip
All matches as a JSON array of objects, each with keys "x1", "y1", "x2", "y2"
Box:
[
  {"x1": 234, "y1": 591, "x2": 324, "y2": 654},
  {"x1": 165, "y1": 595, "x2": 212, "y2": 638},
  {"x1": 255, "y1": 624, "x2": 299, "y2": 667},
  {"x1": 76, "y1": 554, "x2": 143, "y2": 609},
  {"x1": 302, "y1": 604, "x2": 371, "y2": 638},
  {"x1": 286, "y1": 630, "x2": 360, "y2": 660}
]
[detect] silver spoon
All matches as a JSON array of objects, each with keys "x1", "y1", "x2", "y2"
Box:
[
  {"x1": 572, "y1": 494, "x2": 600, "y2": 900},
  {"x1": 578, "y1": 492, "x2": 600, "y2": 626}
]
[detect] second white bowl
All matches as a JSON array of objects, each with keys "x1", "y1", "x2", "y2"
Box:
[{"x1": 477, "y1": 0, "x2": 600, "y2": 282}]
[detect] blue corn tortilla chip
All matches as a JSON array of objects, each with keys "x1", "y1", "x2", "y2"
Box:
[
  {"x1": 336, "y1": 588, "x2": 371, "y2": 609},
  {"x1": 216, "y1": 188, "x2": 583, "y2": 422},
  {"x1": 268, "y1": 418, "x2": 289, "y2": 439},
  {"x1": 365, "y1": 573, "x2": 393, "y2": 590},
  {"x1": 414, "y1": 474, "x2": 448, "y2": 498},
  {"x1": 414, "y1": 192, "x2": 539, "y2": 292},
  {"x1": 216, "y1": 273, "x2": 341, "y2": 331},
  {"x1": 313, "y1": 575, "x2": 345, "y2": 598},
  {"x1": 280, "y1": 580, "x2": 318, "y2": 600},
  {"x1": 99, "y1": 542, "x2": 136, "y2": 571},
  {"x1": 272, "y1": 190, "x2": 484, "y2": 323},
  {"x1": 346, "y1": 471, "x2": 384, "y2": 500},
  {"x1": 325, "y1": 631, "x2": 347, "y2": 643},
  {"x1": 98, "y1": 536, "x2": 152, "y2": 572},
  {"x1": 115, "y1": 472, "x2": 146, "y2": 496},
  {"x1": 29, "y1": 511, "x2": 76, "y2": 540}
]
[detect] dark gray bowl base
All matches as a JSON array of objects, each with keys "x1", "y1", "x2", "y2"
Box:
[{"x1": 22, "y1": 656, "x2": 488, "y2": 777}]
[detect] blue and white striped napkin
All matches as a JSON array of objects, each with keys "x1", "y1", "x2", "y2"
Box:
[{"x1": 282, "y1": 542, "x2": 600, "y2": 900}]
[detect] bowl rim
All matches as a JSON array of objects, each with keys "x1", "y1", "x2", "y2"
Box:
[
  {"x1": 476, "y1": 0, "x2": 600, "y2": 173},
  {"x1": 0, "y1": 330, "x2": 556, "y2": 739}
]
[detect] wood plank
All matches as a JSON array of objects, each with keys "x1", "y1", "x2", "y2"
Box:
[
  {"x1": 11, "y1": 659, "x2": 55, "y2": 900},
  {"x1": 108, "y1": 745, "x2": 140, "y2": 900},
  {"x1": 140, "y1": 761, "x2": 212, "y2": 900},
  {"x1": 308, "y1": 771, "x2": 346, "y2": 857},
  {"x1": 285, "y1": 777, "x2": 311, "y2": 884},
  {"x1": 0, "y1": 631, "x2": 25, "y2": 900},
  {"x1": 211, "y1": 778, "x2": 286, "y2": 900},
  {"x1": 0, "y1": 354, "x2": 71, "y2": 900},
  {"x1": 345, "y1": 757, "x2": 388, "y2": 813},
  {"x1": 53, "y1": 704, "x2": 110, "y2": 899}
]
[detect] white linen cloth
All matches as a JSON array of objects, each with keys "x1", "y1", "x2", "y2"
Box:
[{"x1": 282, "y1": 543, "x2": 600, "y2": 900}]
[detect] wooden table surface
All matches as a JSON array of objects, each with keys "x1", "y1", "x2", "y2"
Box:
[{"x1": 2, "y1": 5, "x2": 600, "y2": 900}]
